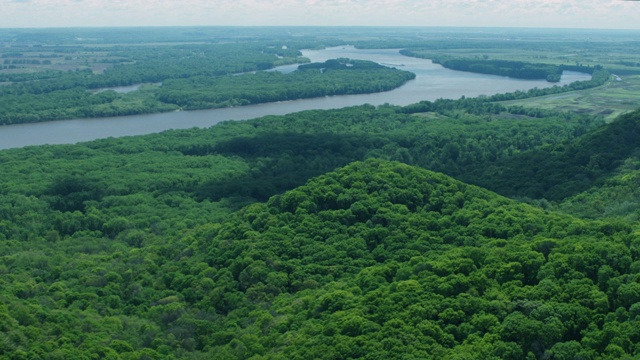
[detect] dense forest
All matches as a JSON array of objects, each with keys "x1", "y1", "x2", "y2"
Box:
[
  {"x1": 0, "y1": 53, "x2": 413, "y2": 124},
  {"x1": 0, "y1": 43, "x2": 306, "y2": 92},
  {"x1": 1, "y1": 93, "x2": 640, "y2": 358},
  {"x1": 0, "y1": 58, "x2": 413, "y2": 124},
  {"x1": 432, "y1": 57, "x2": 564, "y2": 82},
  {"x1": 0, "y1": 42, "x2": 309, "y2": 124},
  {"x1": 155, "y1": 59, "x2": 415, "y2": 110}
]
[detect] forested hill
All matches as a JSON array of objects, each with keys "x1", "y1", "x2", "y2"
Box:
[
  {"x1": 468, "y1": 109, "x2": 640, "y2": 201},
  {"x1": 2, "y1": 159, "x2": 639, "y2": 359},
  {"x1": 2, "y1": 104, "x2": 640, "y2": 358},
  {"x1": 188, "y1": 160, "x2": 639, "y2": 359}
]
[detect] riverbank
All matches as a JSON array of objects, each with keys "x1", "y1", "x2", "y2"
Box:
[{"x1": 0, "y1": 47, "x2": 590, "y2": 150}]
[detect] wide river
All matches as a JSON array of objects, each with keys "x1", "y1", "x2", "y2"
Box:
[{"x1": 0, "y1": 46, "x2": 590, "y2": 150}]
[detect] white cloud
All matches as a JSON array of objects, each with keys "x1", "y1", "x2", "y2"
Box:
[{"x1": 0, "y1": 0, "x2": 638, "y2": 29}]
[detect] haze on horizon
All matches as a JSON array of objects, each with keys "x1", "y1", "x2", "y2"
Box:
[{"x1": 1, "y1": 0, "x2": 639, "y2": 30}]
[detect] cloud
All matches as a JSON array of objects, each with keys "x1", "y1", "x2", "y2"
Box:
[{"x1": 0, "y1": 0, "x2": 638, "y2": 29}]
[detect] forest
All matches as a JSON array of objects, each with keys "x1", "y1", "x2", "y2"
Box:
[
  {"x1": 0, "y1": 42, "x2": 310, "y2": 124},
  {"x1": 1, "y1": 98, "x2": 640, "y2": 358},
  {"x1": 0, "y1": 58, "x2": 413, "y2": 123},
  {"x1": 155, "y1": 59, "x2": 415, "y2": 110},
  {"x1": 0, "y1": 45, "x2": 413, "y2": 124},
  {"x1": 2, "y1": 27, "x2": 640, "y2": 359}
]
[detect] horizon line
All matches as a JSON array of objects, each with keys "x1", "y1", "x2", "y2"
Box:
[{"x1": 1, "y1": 25, "x2": 640, "y2": 31}]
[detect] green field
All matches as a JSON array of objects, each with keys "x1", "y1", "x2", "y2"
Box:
[{"x1": 501, "y1": 75, "x2": 640, "y2": 121}]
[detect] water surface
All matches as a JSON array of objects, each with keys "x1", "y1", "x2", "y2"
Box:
[{"x1": 0, "y1": 46, "x2": 590, "y2": 150}]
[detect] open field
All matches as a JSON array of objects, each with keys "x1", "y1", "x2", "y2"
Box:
[
  {"x1": 0, "y1": 47, "x2": 130, "y2": 74},
  {"x1": 500, "y1": 75, "x2": 640, "y2": 121}
]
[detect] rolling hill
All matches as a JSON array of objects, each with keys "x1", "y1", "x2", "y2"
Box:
[{"x1": 2, "y1": 159, "x2": 639, "y2": 359}]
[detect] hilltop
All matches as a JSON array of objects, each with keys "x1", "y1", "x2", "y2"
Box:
[
  {"x1": 3, "y1": 159, "x2": 638, "y2": 359},
  {"x1": 189, "y1": 159, "x2": 638, "y2": 359}
]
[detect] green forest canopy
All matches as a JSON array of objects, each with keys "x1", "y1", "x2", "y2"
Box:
[
  {"x1": 0, "y1": 58, "x2": 415, "y2": 124},
  {"x1": 1, "y1": 158, "x2": 639, "y2": 359},
  {"x1": 1, "y1": 95, "x2": 640, "y2": 358}
]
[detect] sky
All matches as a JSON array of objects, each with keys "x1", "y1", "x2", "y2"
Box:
[{"x1": 1, "y1": 0, "x2": 639, "y2": 29}]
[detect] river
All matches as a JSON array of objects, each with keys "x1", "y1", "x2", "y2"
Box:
[{"x1": 0, "y1": 46, "x2": 590, "y2": 150}]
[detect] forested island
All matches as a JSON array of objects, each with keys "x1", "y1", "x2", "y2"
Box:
[
  {"x1": 399, "y1": 50, "x2": 599, "y2": 82},
  {"x1": 156, "y1": 59, "x2": 415, "y2": 110},
  {"x1": 2, "y1": 27, "x2": 640, "y2": 359},
  {"x1": 0, "y1": 54, "x2": 414, "y2": 124}
]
